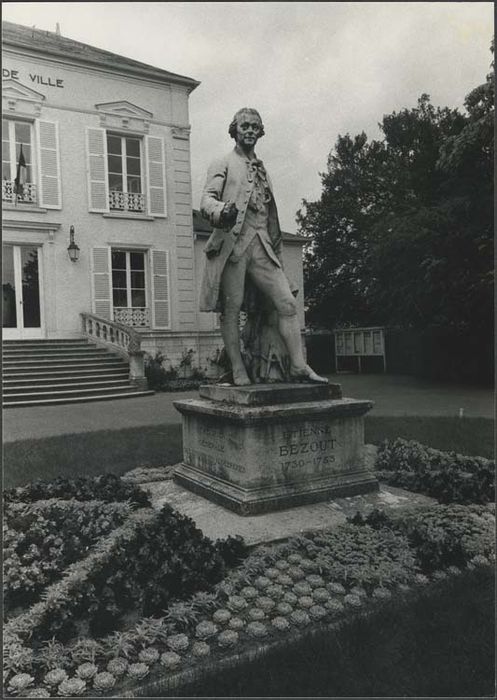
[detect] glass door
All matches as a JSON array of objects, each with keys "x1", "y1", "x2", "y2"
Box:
[
  {"x1": 111, "y1": 249, "x2": 149, "y2": 327},
  {"x1": 2, "y1": 244, "x2": 44, "y2": 339}
]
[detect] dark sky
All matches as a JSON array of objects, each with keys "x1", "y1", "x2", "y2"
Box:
[{"x1": 3, "y1": 2, "x2": 493, "y2": 230}]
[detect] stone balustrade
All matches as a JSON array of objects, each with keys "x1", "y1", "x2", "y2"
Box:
[{"x1": 80, "y1": 312, "x2": 147, "y2": 389}]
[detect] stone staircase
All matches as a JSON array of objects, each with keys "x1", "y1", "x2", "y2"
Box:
[{"x1": 2, "y1": 339, "x2": 154, "y2": 408}]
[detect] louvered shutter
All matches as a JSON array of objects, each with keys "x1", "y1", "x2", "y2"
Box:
[
  {"x1": 151, "y1": 250, "x2": 170, "y2": 328},
  {"x1": 146, "y1": 135, "x2": 167, "y2": 217},
  {"x1": 86, "y1": 128, "x2": 109, "y2": 212},
  {"x1": 36, "y1": 120, "x2": 61, "y2": 209},
  {"x1": 91, "y1": 247, "x2": 112, "y2": 319}
]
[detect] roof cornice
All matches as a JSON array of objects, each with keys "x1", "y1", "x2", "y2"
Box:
[{"x1": 2, "y1": 24, "x2": 200, "y2": 93}]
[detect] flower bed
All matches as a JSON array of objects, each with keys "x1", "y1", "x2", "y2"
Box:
[
  {"x1": 4, "y1": 498, "x2": 133, "y2": 614},
  {"x1": 375, "y1": 438, "x2": 495, "y2": 504},
  {"x1": 3, "y1": 475, "x2": 249, "y2": 698},
  {"x1": 3, "y1": 473, "x2": 150, "y2": 507},
  {"x1": 4, "y1": 489, "x2": 494, "y2": 697}
]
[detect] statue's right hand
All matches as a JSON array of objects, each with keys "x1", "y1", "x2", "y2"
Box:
[{"x1": 220, "y1": 202, "x2": 238, "y2": 228}]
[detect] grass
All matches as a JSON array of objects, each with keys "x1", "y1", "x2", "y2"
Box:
[
  {"x1": 3, "y1": 425, "x2": 183, "y2": 489},
  {"x1": 4, "y1": 416, "x2": 493, "y2": 488},
  {"x1": 172, "y1": 568, "x2": 494, "y2": 698},
  {"x1": 365, "y1": 416, "x2": 494, "y2": 459}
]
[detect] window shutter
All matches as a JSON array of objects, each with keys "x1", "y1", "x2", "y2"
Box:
[
  {"x1": 86, "y1": 128, "x2": 109, "y2": 212},
  {"x1": 36, "y1": 120, "x2": 61, "y2": 209},
  {"x1": 91, "y1": 247, "x2": 112, "y2": 319},
  {"x1": 151, "y1": 249, "x2": 170, "y2": 329},
  {"x1": 146, "y1": 135, "x2": 167, "y2": 217}
]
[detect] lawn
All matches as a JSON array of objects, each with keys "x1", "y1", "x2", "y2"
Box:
[
  {"x1": 3, "y1": 425, "x2": 182, "y2": 488},
  {"x1": 4, "y1": 416, "x2": 493, "y2": 488},
  {"x1": 365, "y1": 415, "x2": 494, "y2": 458}
]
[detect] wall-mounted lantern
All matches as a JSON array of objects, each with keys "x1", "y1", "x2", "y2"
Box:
[{"x1": 67, "y1": 225, "x2": 80, "y2": 262}]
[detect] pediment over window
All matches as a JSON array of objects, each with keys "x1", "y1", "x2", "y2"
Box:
[
  {"x1": 2, "y1": 79, "x2": 45, "y2": 116},
  {"x1": 95, "y1": 101, "x2": 153, "y2": 133}
]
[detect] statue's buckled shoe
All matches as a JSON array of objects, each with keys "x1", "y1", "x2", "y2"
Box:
[{"x1": 290, "y1": 365, "x2": 329, "y2": 384}]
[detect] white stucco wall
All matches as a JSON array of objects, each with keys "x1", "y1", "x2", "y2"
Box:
[
  {"x1": 3, "y1": 43, "x2": 307, "y2": 375},
  {"x1": 2, "y1": 49, "x2": 196, "y2": 339}
]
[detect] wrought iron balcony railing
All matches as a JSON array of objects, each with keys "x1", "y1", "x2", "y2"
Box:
[
  {"x1": 113, "y1": 307, "x2": 150, "y2": 328},
  {"x1": 109, "y1": 190, "x2": 145, "y2": 213},
  {"x1": 2, "y1": 180, "x2": 37, "y2": 204}
]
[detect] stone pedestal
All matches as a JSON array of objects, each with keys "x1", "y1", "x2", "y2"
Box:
[{"x1": 173, "y1": 383, "x2": 378, "y2": 516}]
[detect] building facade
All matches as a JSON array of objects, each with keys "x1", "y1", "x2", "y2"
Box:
[{"x1": 2, "y1": 21, "x2": 306, "y2": 378}]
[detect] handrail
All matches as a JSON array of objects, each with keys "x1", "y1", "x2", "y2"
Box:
[
  {"x1": 81, "y1": 312, "x2": 142, "y2": 354},
  {"x1": 80, "y1": 312, "x2": 147, "y2": 389}
]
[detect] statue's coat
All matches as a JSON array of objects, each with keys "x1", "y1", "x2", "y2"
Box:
[{"x1": 199, "y1": 146, "x2": 284, "y2": 312}]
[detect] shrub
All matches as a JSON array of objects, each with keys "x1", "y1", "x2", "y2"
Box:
[
  {"x1": 5, "y1": 504, "x2": 236, "y2": 644},
  {"x1": 144, "y1": 351, "x2": 176, "y2": 389},
  {"x1": 215, "y1": 535, "x2": 250, "y2": 566},
  {"x1": 375, "y1": 438, "x2": 495, "y2": 504},
  {"x1": 4, "y1": 499, "x2": 132, "y2": 613},
  {"x1": 350, "y1": 504, "x2": 495, "y2": 573},
  {"x1": 3, "y1": 474, "x2": 150, "y2": 508},
  {"x1": 144, "y1": 351, "x2": 207, "y2": 391},
  {"x1": 297, "y1": 524, "x2": 419, "y2": 591},
  {"x1": 158, "y1": 378, "x2": 204, "y2": 392}
]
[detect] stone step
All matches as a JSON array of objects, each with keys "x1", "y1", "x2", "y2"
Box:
[
  {"x1": 3, "y1": 372, "x2": 129, "y2": 387},
  {"x1": 3, "y1": 349, "x2": 113, "y2": 359},
  {"x1": 5, "y1": 385, "x2": 143, "y2": 400},
  {"x1": 4, "y1": 390, "x2": 155, "y2": 408},
  {"x1": 2, "y1": 337, "x2": 151, "y2": 407},
  {"x1": 3, "y1": 358, "x2": 126, "y2": 370},
  {"x1": 3, "y1": 339, "x2": 92, "y2": 346},
  {"x1": 3, "y1": 344, "x2": 96, "y2": 352},
  {"x1": 4, "y1": 367, "x2": 129, "y2": 380},
  {"x1": 3, "y1": 379, "x2": 131, "y2": 394}
]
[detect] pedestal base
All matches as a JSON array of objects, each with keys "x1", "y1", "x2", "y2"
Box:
[
  {"x1": 174, "y1": 462, "x2": 378, "y2": 516},
  {"x1": 173, "y1": 383, "x2": 378, "y2": 516}
]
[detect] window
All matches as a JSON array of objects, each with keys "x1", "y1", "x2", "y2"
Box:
[
  {"x1": 111, "y1": 249, "x2": 149, "y2": 326},
  {"x1": 2, "y1": 120, "x2": 36, "y2": 204},
  {"x1": 107, "y1": 134, "x2": 144, "y2": 213}
]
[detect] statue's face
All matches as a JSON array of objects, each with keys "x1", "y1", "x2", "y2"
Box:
[{"x1": 234, "y1": 111, "x2": 262, "y2": 150}]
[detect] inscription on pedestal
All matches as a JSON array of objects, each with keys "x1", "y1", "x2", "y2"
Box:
[
  {"x1": 278, "y1": 422, "x2": 337, "y2": 473},
  {"x1": 184, "y1": 447, "x2": 246, "y2": 474},
  {"x1": 198, "y1": 423, "x2": 225, "y2": 452},
  {"x1": 174, "y1": 390, "x2": 377, "y2": 515}
]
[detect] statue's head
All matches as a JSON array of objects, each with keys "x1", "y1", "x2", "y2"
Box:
[{"x1": 229, "y1": 108, "x2": 265, "y2": 148}]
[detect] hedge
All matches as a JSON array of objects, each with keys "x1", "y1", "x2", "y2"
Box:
[{"x1": 376, "y1": 438, "x2": 495, "y2": 504}]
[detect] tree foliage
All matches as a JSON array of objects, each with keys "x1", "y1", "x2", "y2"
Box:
[{"x1": 299, "y1": 47, "x2": 494, "y2": 352}]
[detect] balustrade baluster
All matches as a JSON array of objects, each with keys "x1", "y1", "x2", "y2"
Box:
[{"x1": 80, "y1": 312, "x2": 146, "y2": 389}]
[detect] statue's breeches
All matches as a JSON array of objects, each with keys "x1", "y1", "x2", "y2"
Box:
[{"x1": 220, "y1": 236, "x2": 297, "y2": 318}]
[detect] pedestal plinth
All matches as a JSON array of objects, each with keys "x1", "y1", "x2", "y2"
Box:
[{"x1": 173, "y1": 383, "x2": 378, "y2": 516}]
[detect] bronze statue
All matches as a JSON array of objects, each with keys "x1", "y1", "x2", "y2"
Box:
[{"x1": 199, "y1": 107, "x2": 327, "y2": 387}]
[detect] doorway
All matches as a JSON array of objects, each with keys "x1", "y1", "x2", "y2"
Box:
[{"x1": 2, "y1": 244, "x2": 44, "y2": 339}]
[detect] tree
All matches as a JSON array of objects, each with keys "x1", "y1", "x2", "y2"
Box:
[
  {"x1": 297, "y1": 132, "x2": 391, "y2": 327},
  {"x1": 367, "y1": 53, "x2": 494, "y2": 338},
  {"x1": 299, "y1": 45, "x2": 494, "y2": 382},
  {"x1": 299, "y1": 47, "x2": 493, "y2": 339},
  {"x1": 298, "y1": 95, "x2": 465, "y2": 328}
]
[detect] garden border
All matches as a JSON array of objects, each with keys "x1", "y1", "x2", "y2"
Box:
[{"x1": 115, "y1": 566, "x2": 494, "y2": 698}]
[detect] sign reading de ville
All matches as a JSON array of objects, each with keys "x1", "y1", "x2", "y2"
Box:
[{"x1": 2, "y1": 68, "x2": 64, "y2": 88}]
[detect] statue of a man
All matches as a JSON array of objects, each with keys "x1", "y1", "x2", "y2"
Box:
[{"x1": 199, "y1": 107, "x2": 327, "y2": 387}]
